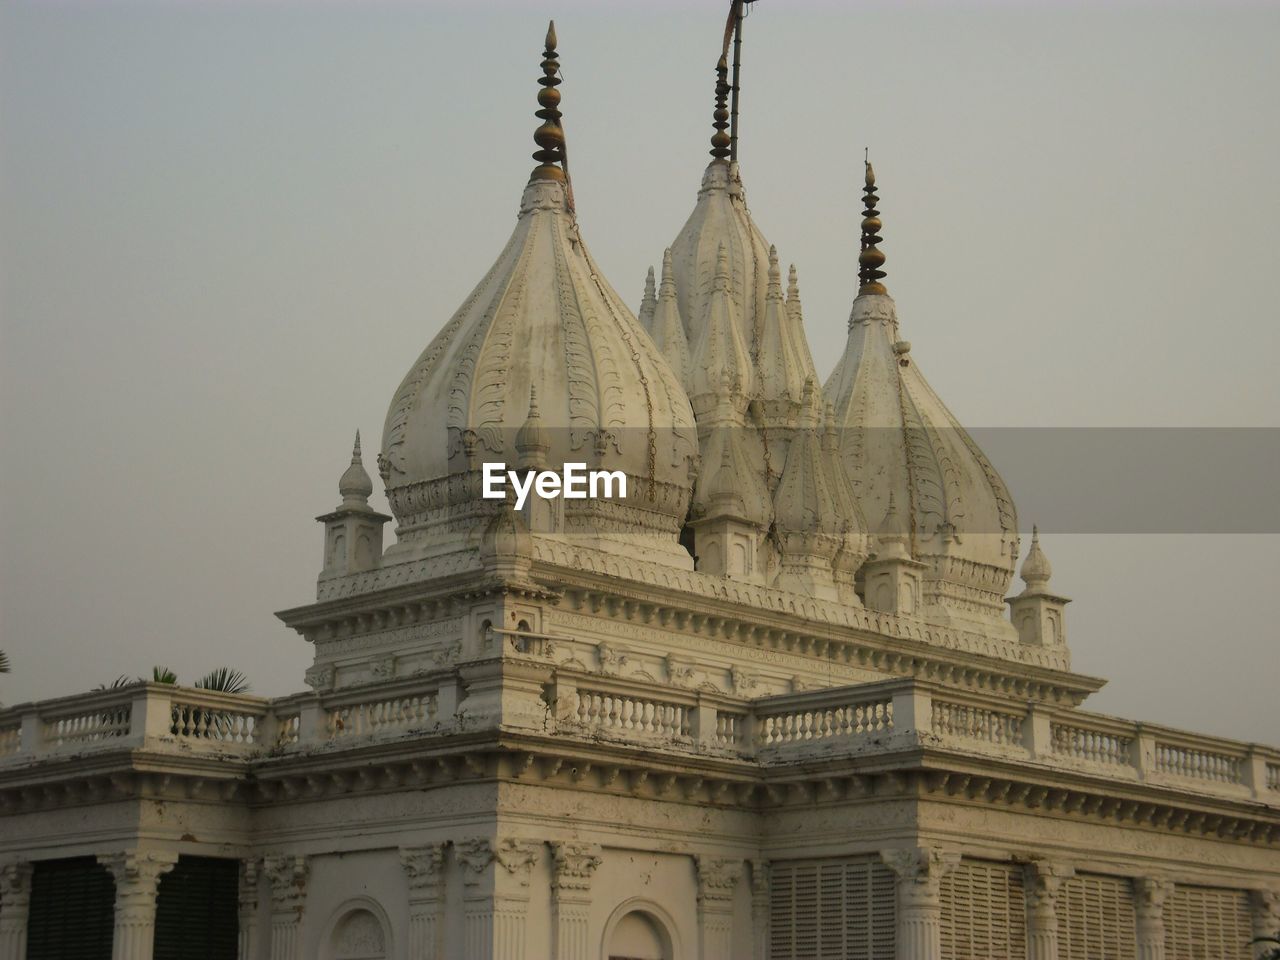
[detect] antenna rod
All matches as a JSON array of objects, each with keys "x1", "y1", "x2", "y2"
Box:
[{"x1": 728, "y1": 0, "x2": 744, "y2": 163}]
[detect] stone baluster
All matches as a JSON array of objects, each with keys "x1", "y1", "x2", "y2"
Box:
[
  {"x1": 1251, "y1": 889, "x2": 1280, "y2": 958},
  {"x1": 695, "y1": 856, "x2": 743, "y2": 960},
  {"x1": 1024, "y1": 861, "x2": 1074, "y2": 960},
  {"x1": 880, "y1": 846, "x2": 961, "y2": 960},
  {"x1": 550, "y1": 842, "x2": 602, "y2": 960},
  {"x1": 401, "y1": 843, "x2": 447, "y2": 959},
  {"x1": 262, "y1": 855, "x2": 309, "y2": 960},
  {"x1": 0, "y1": 860, "x2": 33, "y2": 960},
  {"x1": 1134, "y1": 877, "x2": 1174, "y2": 960},
  {"x1": 456, "y1": 837, "x2": 540, "y2": 960},
  {"x1": 750, "y1": 859, "x2": 770, "y2": 960},
  {"x1": 98, "y1": 850, "x2": 179, "y2": 960},
  {"x1": 238, "y1": 858, "x2": 261, "y2": 960}
]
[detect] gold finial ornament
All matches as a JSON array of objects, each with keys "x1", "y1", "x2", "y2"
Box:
[
  {"x1": 531, "y1": 20, "x2": 566, "y2": 182},
  {"x1": 858, "y1": 158, "x2": 888, "y2": 295},
  {"x1": 710, "y1": 55, "x2": 731, "y2": 160}
]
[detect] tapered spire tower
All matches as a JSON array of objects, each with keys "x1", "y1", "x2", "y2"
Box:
[
  {"x1": 858, "y1": 159, "x2": 888, "y2": 295},
  {"x1": 531, "y1": 21, "x2": 566, "y2": 182}
]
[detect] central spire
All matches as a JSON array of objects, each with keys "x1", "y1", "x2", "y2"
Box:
[
  {"x1": 710, "y1": 55, "x2": 731, "y2": 160},
  {"x1": 858, "y1": 158, "x2": 888, "y2": 295},
  {"x1": 530, "y1": 21, "x2": 566, "y2": 182}
]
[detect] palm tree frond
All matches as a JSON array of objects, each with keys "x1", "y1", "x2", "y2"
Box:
[
  {"x1": 195, "y1": 667, "x2": 249, "y2": 694},
  {"x1": 0, "y1": 650, "x2": 10, "y2": 673},
  {"x1": 150, "y1": 666, "x2": 178, "y2": 685}
]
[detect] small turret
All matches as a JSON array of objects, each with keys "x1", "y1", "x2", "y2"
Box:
[
  {"x1": 318, "y1": 432, "x2": 391, "y2": 582},
  {"x1": 1007, "y1": 527, "x2": 1070, "y2": 651},
  {"x1": 690, "y1": 431, "x2": 761, "y2": 580},
  {"x1": 650, "y1": 249, "x2": 690, "y2": 383},
  {"x1": 861, "y1": 493, "x2": 926, "y2": 615}
]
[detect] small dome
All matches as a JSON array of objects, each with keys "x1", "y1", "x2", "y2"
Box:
[
  {"x1": 1020, "y1": 526, "x2": 1053, "y2": 590},
  {"x1": 338, "y1": 432, "x2": 374, "y2": 502}
]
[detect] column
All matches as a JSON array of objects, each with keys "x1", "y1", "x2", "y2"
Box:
[
  {"x1": 401, "y1": 843, "x2": 447, "y2": 960},
  {"x1": 262, "y1": 855, "x2": 309, "y2": 960},
  {"x1": 1134, "y1": 877, "x2": 1174, "y2": 960},
  {"x1": 238, "y1": 858, "x2": 261, "y2": 960},
  {"x1": 456, "y1": 837, "x2": 540, "y2": 960},
  {"x1": 880, "y1": 846, "x2": 960, "y2": 960},
  {"x1": 0, "y1": 860, "x2": 32, "y2": 960},
  {"x1": 695, "y1": 856, "x2": 743, "y2": 960},
  {"x1": 1024, "y1": 861, "x2": 1074, "y2": 960},
  {"x1": 1250, "y1": 889, "x2": 1279, "y2": 958},
  {"x1": 550, "y1": 842, "x2": 601, "y2": 960},
  {"x1": 98, "y1": 850, "x2": 179, "y2": 960},
  {"x1": 750, "y1": 859, "x2": 770, "y2": 960}
]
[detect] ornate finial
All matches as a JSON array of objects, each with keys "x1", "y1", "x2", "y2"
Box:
[
  {"x1": 766, "y1": 245, "x2": 782, "y2": 298},
  {"x1": 858, "y1": 157, "x2": 888, "y2": 295},
  {"x1": 660, "y1": 248, "x2": 677, "y2": 299},
  {"x1": 644, "y1": 265, "x2": 656, "y2": 301},
  {"x1": 528, "y1": 385, "x2": 540, "y2": 417},
  {"x1": 1020, "y1": 525, "x2": 1053, "y2": 590},
  {"x1": 339, "y1": 430, "x2": 374, "y2": 502},
  {"x1": 516, "y1": 384, "x2": 551, "y2": 466},
  {"x1": 787, "y1": 264, "x2": 800, "y2": 303},
  {"x1": 710, "y1": 55, "x2": 731, "y2": 160},
  {"x1": 530, "y1": 21, "x2": 566, "y2": 182},
  {"x1": 639, "y1": 265, "x2": 657, "y2": 331},
  {"x1": 351, "y1": 430, "x2": 362, "y2": 462}
]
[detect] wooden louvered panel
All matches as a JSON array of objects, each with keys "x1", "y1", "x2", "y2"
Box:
[
  {"x1": 153, "y1": 855, "x2": 238, "y2": 960},
  {"x1": 939, "y1": 860, "x2": 1028, "y2": 960},
  {"x1": 26, "y1": 857, "x2": 115, "y2": 960},
  {"x1": 1057, "y1": 873, "x2": 1137, "y2": 960},
  {"x1": 1163, "y1": 885, "x2": 1252, "y2": 960},
  {"x1": 768, "y1": 858, "x2": 896, "y2": 960}
]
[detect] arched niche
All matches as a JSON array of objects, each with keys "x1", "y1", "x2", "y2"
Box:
[
  {"x1": 321, "y1": 897, "x2": 393, "y2": 960},
  {"x1": 601, "y1": 898, "x2": 681, "y2": 960}
]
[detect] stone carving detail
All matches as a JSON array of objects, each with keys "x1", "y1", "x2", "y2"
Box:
[
  {"x1": 263, "y1": 854, "x2": 310, "y2": 913},
  {"x1": 550, "y1": 842, "x2": 602, "y2": 893},
  {"x1": 731, "y1": 665, "x2": 759, "y2": 696},
  {"x1": 597, "y1": 642, "x2": 628, "y2": 676},
  {"x1": 304, "y1": 664, "x2": 335, "y2": 693},
  {"x1": 666, "y1": 654, "x2": 697, "y2": 689},
  {"x1": 696, "y1": 856, "x2": 744, "y2": 903},
  {"x1": 456, "y1": 837, "x2": 540, "y2": 887},
  {"x1": 1024, "y1": 860, "x2": 1075, "y2": 910},
  {"x1": 334, "y1": 911, "x2": 386, "y2": 954},
  {"x1": 371, "y1": 655, "x2": 396, "y2": 681},
  {"x1": 1134, "y1": 876, "x2": 1174, "y2": 915},
  {"x1": 401, "y1": 844, "x2": 447, "y2": 891},
  {"x1": 880, "y1": 846, "x2": 960, "y2": 901}
]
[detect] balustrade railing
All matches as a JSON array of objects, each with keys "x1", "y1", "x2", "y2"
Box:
[{"x1": 0, "y1": 666, "x2": 1276, "y2": 806}]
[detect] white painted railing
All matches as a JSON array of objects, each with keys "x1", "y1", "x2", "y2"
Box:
[
  {"x1": 755, "y1": 691, "x2": 894, "y2": 748},
  {"x1": 1050, "y1": 721, "x2": 1133, "y2": 767},
  {"x1": 931, "y1": 700, "x2": 1023, "y2": 747}
]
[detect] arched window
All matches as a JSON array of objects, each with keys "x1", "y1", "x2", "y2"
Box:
[
  {"x1": 606, "y1": 909, "x2": 673, "y2": 960},
  {"x1": 329, "y1": 908, "x2": 387, "y2": 960}
]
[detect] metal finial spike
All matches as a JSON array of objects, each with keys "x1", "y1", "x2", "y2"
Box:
[
  {"x1": 710, "y1": 56, "x2": 731, "y2": 160},
  {"x1": 530, "y1": 21, "x2": 566, "y2": 182},
  {"x1": 858, "y1": 156, "x2": 888, "y2": 295}
]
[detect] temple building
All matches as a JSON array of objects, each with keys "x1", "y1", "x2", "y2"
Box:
[{"x1": 1, "y1": 16, "x2": 1277, "y2": 960}]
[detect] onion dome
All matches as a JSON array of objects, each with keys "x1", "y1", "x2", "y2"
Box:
[
  {"x1": 650, "y1": 249, "x2": 691, "y2": 385},
  {"x1": 825, "y1": 161, "x2": 1019, "y2": 628},
  {"x1": 380, "y1": 23, "x2": 697, "y2": 558},
  {"x1": 339, "y1": 431, "x2": 374, "y2": 503},
  {"x1": 1019, "y1": 526, "x2": 1053, "y2": 591}
]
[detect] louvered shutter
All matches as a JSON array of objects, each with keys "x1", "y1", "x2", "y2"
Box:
[
  {"x1": 26, "y1": 857, "x2": 115, "y2": 960},
  {"x1": 1057, "y1": 873, "x2": 1137, "y2": 960},
  {"x1": 769, "y1": 858, "x2": 894, "y2": 960},
  {"x1": 939, "y1": 860, "x2": 1028, "y2": 960},
  {"x1": 1163, "y1": 885, "x2": 1252, "y2": 960},
  {"x1": 153, "y1": 856, "x2": 239, "y2": 960}
]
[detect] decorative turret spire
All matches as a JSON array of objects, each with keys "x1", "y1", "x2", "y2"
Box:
[
  {"x1": 710, "y1": 55, "x2": 731, "y2": 160},
  {"x1": 858, "y1": 158, "x2": 888, "y2": 295},
  {"x1": 786, "y1": 264, "x2": 801, "y2": 313},
  {"x1": 874, "y1": 491, "x2": 911, "y2": 559},
  {"x1": 652, "y1": 249, "x2": 690, "y2": 383},
  {"x1": 639, "y1": 265, "x2": 657, "y2": 332},
  {"x1": 339, "y1": 431, "x2": 374, "y2": 503},
  {"x1": 1020, "y1": 525, "x2": 1053, "y2": 591},
  {"x1": 530, "y1": 21, "x2": 566, "y2": 183},
  {"x1": 515, "y1": 385, "x2": 551, "y2": 468}
]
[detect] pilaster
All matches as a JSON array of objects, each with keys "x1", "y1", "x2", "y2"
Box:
[
  {"x1": 1024, "y1": 861, "x2": 1074, "y2": 960},
  {"x1": 550, "y1": 842, "x2": 602, "y2": 960},
  {"x1": 695, "y1": 856, "x2": 743, "y2": 960},
  {"x1": 401, "y1": 843, "x2": 448, "y2": 960},
  {"x1": 750, "y1": 859, "x2": 770, "y2": 960},
  {"x1": 0, "y1": 860, "x2": 32, "y2": 960},
  {"x1": 238, "y1": 858, "x2": 261, "y2": 960},
  {"x1": 98, "y1": 850, "x2": 179, "y2": 960},
  {"x1": 263, "y1": 855, "x2": 309, "y2": 960},
  {"x1": 456, "y1": 837, "x2": 540, "y2": 960},
  {"x1": 1134, "y1": 877, "x2": 1174, "y2": 960},
  {"x1": 880, "y1": 846, "x2": 960, "y2": 960}
]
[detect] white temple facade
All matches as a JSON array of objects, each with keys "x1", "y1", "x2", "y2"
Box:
[{"x1": 1, "y1": 19, "x2": 1277, "y2": 960}]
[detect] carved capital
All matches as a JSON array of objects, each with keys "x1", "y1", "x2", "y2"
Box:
[
  {"x1": 98, "y1": 850, "x2": 178, "y2": 896},
  {"x1": 0, "y1": 860, "x2": 32, "y2": 910},
  {"x1": 550, "y1": 842, "x2": 602, "y2": 894},
  {"x1": 401, "y1": 843, "x2": 448, "y2": 893},
  {"x1": 1251, "y1": 887, "x2": 1280, "y2": 927},
  {"x1": 238, "y1": 858, "x2": 262, "y2": 910},
  {"x1": 263, "y1": 854, "x2": 309, "y2": 914},
  {"x1": 880, "y1": 846, "x2": 960, "y2": 903},
  {"x1": 457, "y1": 837, "x2": 540, "y2": 888},
  {"x1": 696, "y1": 856, "x2": 744, "y2": 904},
  {"x1": 1024, "y1": 860, "x2": 1075, "y2": 912},
  {"x1": 456, "y1": 838, "x2": 495, "y2": 886},
  {"x1": 750, "y1": 859, "x2": 770, "y2": 899},
  {"x1": 1134, "y1": 877, "x2": 1174, "y2": 917}
]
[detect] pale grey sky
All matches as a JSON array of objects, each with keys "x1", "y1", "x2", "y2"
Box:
[{"x1": 1, "y1": 1, "x2": 1277, "y2": 742}]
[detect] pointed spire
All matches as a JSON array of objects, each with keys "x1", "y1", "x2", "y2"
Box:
[
  {"x1": 874, "y1": 492, "x2": 911, "y2": 558},
  {"x1": 530, "y1": 21, "x2": 566, "y2": 183},
  {"x1": 858, "y1": 157, "x2": 888, "y2": 295},
  {"x1": 766, "y1": 245, "x2": 782, "y2": 300},
  {"x1": 339, "y1": 430, "x2": 374, "y2": 502},
  {"x1": 639, "y1": 265, "x2": 657, "y2": 332},
  {"x1": 710, "y1": 55, "x2": 731, "y2": 160},
  {"x1": 1020, "y1": 525, "x2": 1053, "y2": 590},
  {"x1": 652, "y1": 249, "x2": 690, "y2": 382},
  {"x1": 516, "y1": 384, "x2": 551, "y2": 467},
  {"x1": 786, "y1": 264, "x2": 801, "y2": 307}
]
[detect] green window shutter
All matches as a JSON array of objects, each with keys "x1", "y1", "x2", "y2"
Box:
[
  {"x1": 26, "y1": 857, "x2": 115, "y2": 960},
  {"x1": 153, "y1": 856, "x2": 238, "y2": 960}
]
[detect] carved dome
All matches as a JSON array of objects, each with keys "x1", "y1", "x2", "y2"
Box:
[{"x1": 379, "y1": 28, "x2": 698, "y2": 557}]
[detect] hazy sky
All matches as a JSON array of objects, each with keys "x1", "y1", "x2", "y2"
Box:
[{"x1": 1, "y1": 0, "x2": 1277, "y2": 743}]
